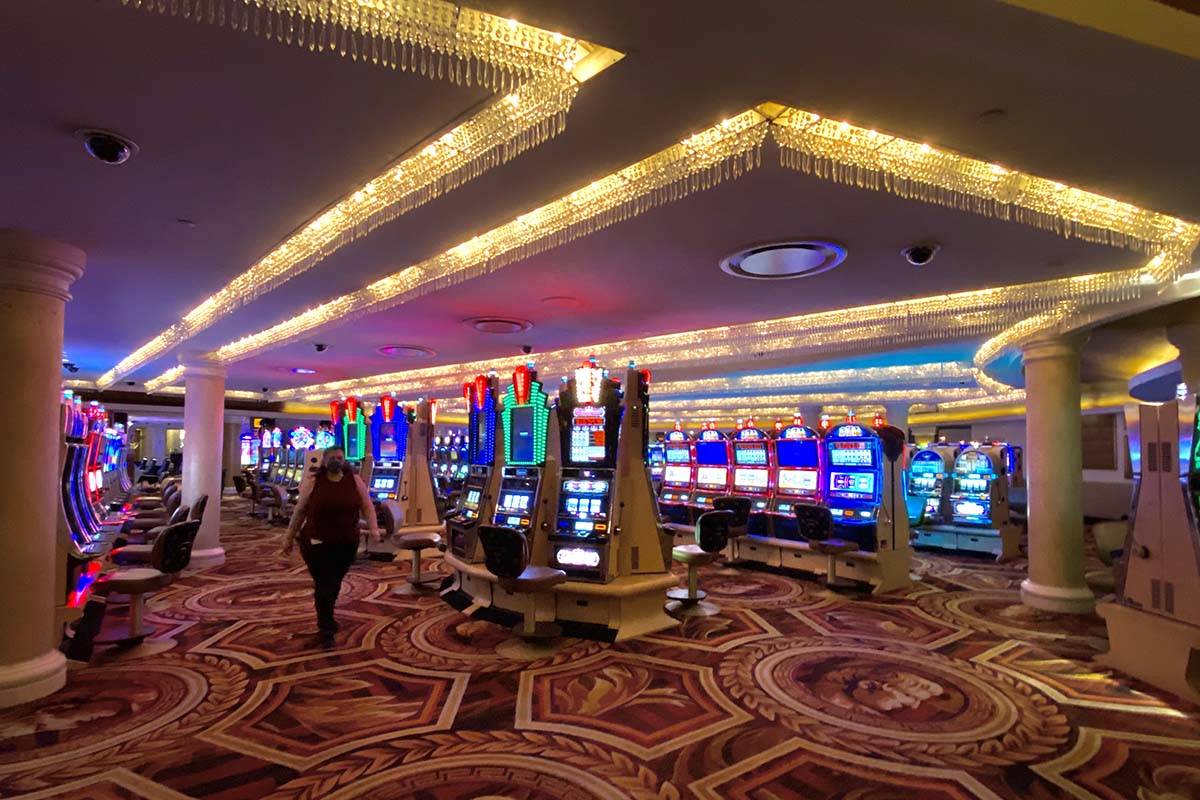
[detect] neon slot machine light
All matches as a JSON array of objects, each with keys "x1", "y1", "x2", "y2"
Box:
[
  {"x1": 369, "y1": 394, "x2": 408, "y2": 501},
  {"x1": 691, "y1": 421, "x2": 733, "y2": 513},
  {"x1": 338, "y1": 396, "x2": 368, "y2": 463},
  {"x1": 729, "y1": 418, "x2": 774, "y2": 534},
  {"x1": 315, "y1": 421, "x2": 337, "y2": 450},
  {"x1": 447, "y1": 372, "x2": 503, "y2": 561},
  {"x1": 493, "y1": 363, "x2": 552, "y2": 537},
  {"x1": 768, "y1": 413, "x2": 822, "y2": 539},
  {"x1": 657, "y1": 423, "x2": 694, "y2": 524}
]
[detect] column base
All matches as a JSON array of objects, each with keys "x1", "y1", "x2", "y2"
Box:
[
  {"x1": 188, "y1": 547, "x2": 226, "y2": 569},
  {"x1": 1020, "y1": 578, "x2": 1095, "y2": 614},
  {"x1": 0, "y1": 650, "x2": 67, "y2": 709}
]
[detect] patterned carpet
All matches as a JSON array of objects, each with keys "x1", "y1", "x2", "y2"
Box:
[{"x1": 3, "y1": 498, "x2": 1199, "y2": 800}]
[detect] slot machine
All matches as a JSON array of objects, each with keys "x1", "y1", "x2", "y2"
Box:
[
  {"x1": 823, "y1": 422, "x2": 908, "y2": 553},
  {"x1": 1099, "y1": 396, "x2": 1200, "y2": 703},
  {"x1": 493, "y1": 364, "x2": 554, "y2": 539},
  {"x1": 648, "y1": 437, "x2": 666, "y2": 489},
  {"x1": 239, "y1": 432, "x2": 259, "y2": 467},
  {"x1": 690, "y1": 422, "x2": 733, "y2": 513},
  {"x1": 768, "y1": 415, "x2": 822, "y2": 539},
  {"x1": 455, "y1": 432, "x2": 471, "y2": 484},
  {"x1": 657, "y1": 424, "x2": 694, "y2": 525},
  {"x1": 729, "y1": 419, "x2": 774, "y2": 534},
  {"x1": 934, "y1": 445, "x2": 1019, "y2": 559},
  {"x1": 369, "y1": 394, "x2": 408, "y2": 501},
  {"x1": 448, "y1": 372, "x2": 503, "y2": 562},
  {"x1": 338, "y1": 396, "x2": 368, "y2": 464},
  {"x1": 56, "y1": 392, "x2": 108, "y2": 627},
  {"x1": 907, "y1": 446, "x2": 958, "y2": 529}
]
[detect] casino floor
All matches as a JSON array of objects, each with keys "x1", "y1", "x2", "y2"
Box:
[{"x1": 3, "y1": 497, "x2": 1197, "y2": 800}]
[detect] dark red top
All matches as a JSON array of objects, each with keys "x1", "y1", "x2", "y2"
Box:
[{"x1": 300, "y1": 470, "x2": 362, "y2": 546}]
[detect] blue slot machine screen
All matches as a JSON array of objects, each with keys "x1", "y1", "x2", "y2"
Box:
[
  {"x1": 694, "y1": 440, "x2": 729, "y2": 466},
  {"x1": 777, "y1": 438, "x2": 819, "y2": 468},
  {"x1": 734, "y1": 442, "x2": 768, "y2": 466},
  {"x1": 510, "y1": 407, "x2": 535, "y2": 464},
  {"x1": 665, "y1": 446, "x2": 690, "y2": 464},
  {"x1": 379, "y1": 422, "x2": 398, "y2": 459}
]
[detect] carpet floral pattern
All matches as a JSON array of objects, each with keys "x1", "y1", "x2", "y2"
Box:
[{"x1": 2, "y1": 498, "x2": 1197, "y2": 799}]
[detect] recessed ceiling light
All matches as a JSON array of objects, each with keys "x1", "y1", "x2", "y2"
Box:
[
  {"x1": 176, "y1": 218, "x2": 198, "y2": 228},
  {"x1": 720, "y1": 240, "x2": 847, "y2": 280},
  {"x1": 979, "y1": 107, "x2": 1007, "y2": 121},
  {"x1": 464, "y1": 316, "x2": 533, "y2": 334},
  {"x1": 291, "y1": 367, "x2": 317, "y2": 374},
  {"x1": 540, "y1": 295, "x2": 582, "y2": 310},
  {"x1": 377, "y1": 344, "x2": 436, "y2": 358},
  {"x1": 75, "y1": 128, "x2": 138, "y2": 165}
]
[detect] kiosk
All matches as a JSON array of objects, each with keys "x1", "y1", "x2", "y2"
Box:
[
  {"x1": 914, "y1": 445, "x2": 1020, "y2": 560},
  {"x1": 657, "y1": 424, "x2": 694, "y2": 525},
  {"x1": 1099, "y1": 397, "x2": 1200, "y2": 703},
  {"x1": 767, "y1": 415, "x2": 822, "y2": 539},
  {"x1": 444, "y1": 360, "x2": 677, "y2": 641},
  {"x1": 729, "y1": 420, "x2": 774, "y2": 535},
  {"x1": 736, "y1": 422, "x2": 912, "y2": 594},
  {"x1": 447, "y1": 372, "x2": 503, "y2": 563}
]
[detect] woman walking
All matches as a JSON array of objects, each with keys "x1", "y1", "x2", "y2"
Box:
[{"x1": 282, "y1": 447, "x2": 380, "y2": 647}]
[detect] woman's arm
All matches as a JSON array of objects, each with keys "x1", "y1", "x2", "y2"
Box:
[{"x1": 355, "y1": 475, "x2": 380, "y2": 539}]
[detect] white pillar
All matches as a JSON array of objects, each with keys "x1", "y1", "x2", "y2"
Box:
[
  {"x1": 0, "y1": 230, "x2": 84, "y2": 707},
  {"x1": 882, "y1": 402, "x2": 910, "y2": 435},
  {"x1": 180, "y1": 355, "x2": 227, "y2": 567},
  {"x1": 1020, "y1": 335, "x2": 1094, "y2": 614},
  {"x1": 146, "y1": 423, "x2": 168, "y2": 461}
]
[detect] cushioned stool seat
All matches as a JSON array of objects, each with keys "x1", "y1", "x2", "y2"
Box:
[
  {"x1": 394, "y1": 530, "x2": 443, "y2": 595},
  {"x1": 479, "y1": 525, "x2": 567, "y2": 659}
]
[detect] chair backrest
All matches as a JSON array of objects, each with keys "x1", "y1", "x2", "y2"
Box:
[
  {"x1": 189, "y1": 494, "x2": 209, "y2": 524},
  {"x1": 713, "y1": 496, "x2": 751, "y2": 532},
  {"x1": 695, "y1": 509, "x2": 734, "y2": 553},
  {"x1": 479, "y1": 525, "x2": 529, "y2": 580},
  {"x1": 794, "y1": 502, "x2": 834, "y2": 543},
  {"x1": 164, "y1": 490, "x2": 183, "y2": 516},
  {"x1": 151, "y1": 520, "x2": 201, "y2": 574},
  {"x1": 232, "y1": 475, "x2": 247, "y2": 495},
  {"x1": 170, "y1": 503, "x2": 191, "y2": 526}
]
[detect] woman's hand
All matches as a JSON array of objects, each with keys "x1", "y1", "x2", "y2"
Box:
[{"x1": 280, "y1": 536, "x2": 295, "y2": 558}]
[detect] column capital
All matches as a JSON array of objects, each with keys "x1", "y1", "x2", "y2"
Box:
[
  {"x1": 0, "y1": 229, "x2": 85, "y2": 302},
  {"x1": 178, "y1": 352, "x2": 227, "y2": 380},
  {"x1": 1021, "y1": 332, "x2": 1088, "y2": 364}
]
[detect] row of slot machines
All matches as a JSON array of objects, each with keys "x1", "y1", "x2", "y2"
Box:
[
  {"x1": 448, "y1": 359, "x2": 662, "y2": 584},
  {"x1": 57, "y1": 392, "x2": 127, "y2": 617}
]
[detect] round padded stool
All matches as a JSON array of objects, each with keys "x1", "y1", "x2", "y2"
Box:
[
  {"x1": 394, "y1": 530, "x2": 443, "y2": 595},
  {"x1": 808, "y1": 538, "x2": 860, "y2": 595},
  {"x1": 666, "y1": 544, "x2": 720, "y2": 617},
  {"x1": 496, "y1": 566, "x2": 568, "y2": 659}
]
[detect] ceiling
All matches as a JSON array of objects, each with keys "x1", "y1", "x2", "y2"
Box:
[{"x1": 8, "y1": 0, "x2": 1199, "y2": 411}]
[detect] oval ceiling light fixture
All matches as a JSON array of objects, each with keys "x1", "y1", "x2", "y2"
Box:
[
  {"x1": 464, "y1": 316, "x2": 533, "y2": 334},
  {"x1": 720, "y1": 240, "x2": 847, "y2": 280},
  {"x1": 377, "y1": 344, "x2": 437, "y2": 359},
  {"x1": 290, "y1": 367, "x2": 317, "y2": 375},
  {"x1": 540, "y1": 295, "x2": 583, "y2": 310}
]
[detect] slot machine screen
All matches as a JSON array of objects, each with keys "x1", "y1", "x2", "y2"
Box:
[
  {"x1": 510, "y1": 407, "x2": 535, "y2": 464},
  {"x1": 379, "y1": 422, "x2": 398, "y2": 459},
  {"x1": 734, "y1": 442, "x2": 768, "y2": 466},
  {"x1": 734, "y1": 468, "x2": 768, "y2": 489},
  {"x1": 696, "y1": 466, "x2": 729, "y2": 488},
  {"x1": 829, "y1": 443, "x2": 874, "y2": 467},
  {"x1": 776, "y1": 438, "x2": 818, "y2": 468},
  {"x1": 777, "y1": 470, "x2": 818, "y2": 492},
  {"x1": 463, "y1": 488, "x2": 482, "y2": 511},
  {"x1": 570, "y1": 406, "x2": 607, "y2": 463},
  {"x1": 665, "y1": 445, "x2": 691, "y2": 464},
  {"x1": 497, "y1": 491, "x2": 533, "y2": 513},
  {"x1": 663, "y1": 465, "x2": 691, "y2": 484},
  {"x1": 829, "y1": 471, "x2": 875, "y2": 499},
  {"x1": 371, "y1": 476, "x2": 396, "y2": 492},
  {"x1": 694, "y1": 440, "x2": 729, "y2": 466}
]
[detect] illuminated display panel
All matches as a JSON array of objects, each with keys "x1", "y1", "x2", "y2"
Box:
[
  {"x1": 510, "y1": 406, "x2": 536, "y2": 464},
  {"x1": 734, "y1": 442, "x2": 768, "y2": 466},
  {"x1": 498, "y1": 492, "x2": 533, "y2": 512},
  {"x1": 734, "y1": 467, "x2": 768, "y2": 489},
  {"x1": 464, "y1": 488, "x2": 482, "y2": 510},
  {"x1": 570, "y1": 406, "x2": 607, "y2": 463},
  {"x1": 910, "y1": 451, "x2": 944, "y2": 473},
  {"x1": 665, "y1": 445, "x2": 691, "y2": 464},
  {"x1": 778, "y1": 470, "x2": 817, "y2": 492},
  {"x1": 378, "y1": 422, "x2": 399, "y2": 459},
  {"x1": 829, "y1": 444, "x2": 874, "y2": 467},
  {"x1": 371, "y1": 477, "x2": 396, "y2": 491},
  {"x1": 954, "y1": 500, "x2": 988, "y2": 517},
  {"x1": 776, "y1": 438, "x2": 818, "y2": 468},
  {"x1": 830, "y1": 471, "x2": 875, "y2": 497},
  {"x1": 696, "y1": 466, "x2": 729, "y2": 488},
  {"x1": 694, "y1": 440, "x2": 729, "y2": 466},
  {"x1": 663, "y1": 465, "x2": 691, "y2": 484}
]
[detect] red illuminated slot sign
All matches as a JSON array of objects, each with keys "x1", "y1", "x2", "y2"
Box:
[{"x1": 832, "y1": 441, "x2": 868, "y2": 449}]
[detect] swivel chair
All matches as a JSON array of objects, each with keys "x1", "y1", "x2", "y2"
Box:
[
  {"x1": 479, "y1": 525, "x2": 567, "y2": 659},
  {"x1": 712, "y1": 496, "x2": 751, "y2": 573},
  {"x1": 794, "y1": 502, "x2": 858, "y2": 594},
  {"x1": 666, "y1": 509, "x2": 735, "y2": 617}
]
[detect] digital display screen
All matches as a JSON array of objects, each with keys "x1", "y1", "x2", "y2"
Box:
[
  {"x1": 564, "y1": 496, "x2": 604, "y2": 516},
  {"x1": 663, "y1": 465, "x2": 691, "y2": 484},
  {"x1": 464, "y1": 489, "x2": 481, "y2": 509},
  {"x1": 694, "y1": 440, "x2": 729, "y2": 466},
  {"x1": 734, "y1": 468, "x2": 768, "y2": 489},
  {"x1": 510, "y1": 406, "x2": 535, "y2": 464},
  {"x1": 665, "y1": 445, "x2": 691, "y2": 464},
  {"x1": 372, "y1": 477, "x2": 396, "y2": 490},
  {"x1": 777, "y1": 470, "x2": 818, "y2": 492},
  {"x1": 829, "y1": 445, "x2": 874, "y2": 467},
  {"x1": 569, "y1": 406, "x2": 606, "y2": 463},
  {"x1": 954, "y1": 500, "x2": 988, "y2": 518},
  {"x1": 562, "y1": 479, "x2": 608, "y2": 494},
  {"x1": 696, "y1": 466, "x2": 729, "y2": 488},
  {"x1": 776, "y1": 438, "x2": 818, "y2": 468},
  {"x1": 379, "y1": 422, "x2": 398, "y2": 459},
  {"x1": 498, "y1": 492, "x2": 532, "y2": 512},
  {"x1": 830, "y1": 471, "x2": 874, "y2": 496},
  {"x1": 734, "y1": 442, "x2": 768, "y2": 466}
]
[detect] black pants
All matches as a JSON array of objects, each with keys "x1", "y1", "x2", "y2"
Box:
[{"x1": 300, "y1": 540, "x2": 358, "y2": 633}]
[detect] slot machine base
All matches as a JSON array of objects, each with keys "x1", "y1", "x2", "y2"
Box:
[
  {"x1": 442, "y1": 553, "x2": 679, "y2": 642},
  {"x1": 1097, "y1": 600, "x2": 1200, "y2": 705},
  {"x1": 733, "y1": 535, "x2": 913, "y2": 595},
  {"x1": 912, "y1": 522, "x2": 1022, "y2": 562}
]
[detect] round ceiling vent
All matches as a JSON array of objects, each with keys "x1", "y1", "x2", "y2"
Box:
[
  {"x1": 464, "y1": 316, "x2": 533, "y2": 334},
  {"x1": 377, "y1": 344, "x2": 436, "y2": 359},
  {"x1": 720, "y1": 240, "x2": 847, "y2": 280}
]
